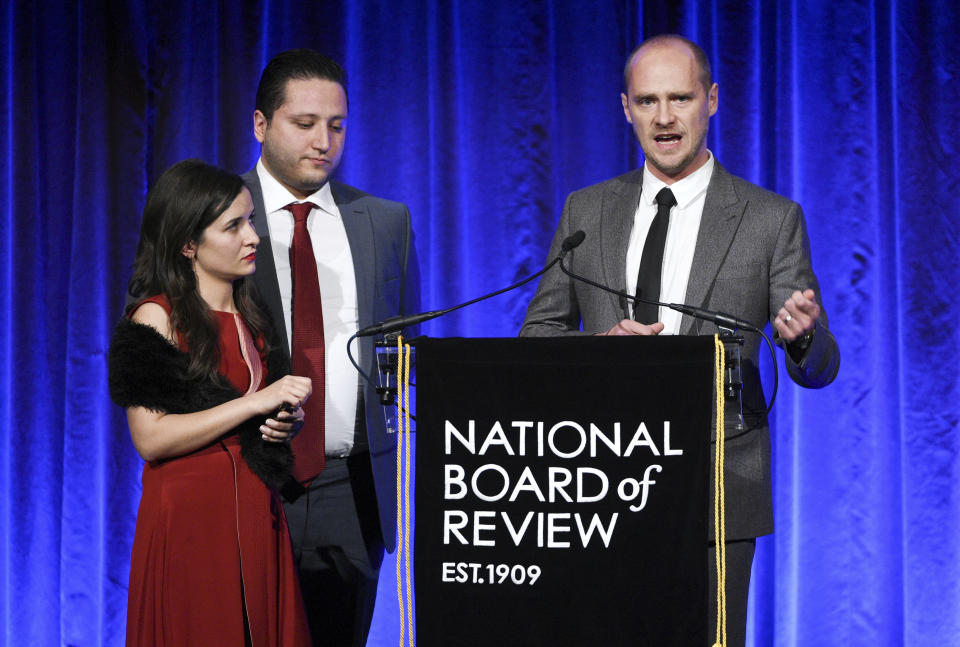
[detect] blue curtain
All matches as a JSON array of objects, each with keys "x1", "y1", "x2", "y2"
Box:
[{"x1": 2, "y1": 0, "x2": 958, "y2": 645}]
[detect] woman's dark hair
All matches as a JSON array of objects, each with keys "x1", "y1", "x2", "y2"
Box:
[{"x1": 128, "y1": 159, "x2": 271, "y2": 384}]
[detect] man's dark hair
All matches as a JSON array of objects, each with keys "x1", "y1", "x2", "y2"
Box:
[
  {"x1": 255, "y1": 48, "x2": 348, "y2": 121},
  {"x1": 623, "y1": 34, "x2": 713, "y2": 94}
]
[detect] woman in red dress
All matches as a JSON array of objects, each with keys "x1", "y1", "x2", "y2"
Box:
[{"x1": 109, "y1": 159, "x2": 313, "y2": 646}]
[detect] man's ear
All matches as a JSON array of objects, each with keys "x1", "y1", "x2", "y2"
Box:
[
  {"x1": 181, "y1": 241, "x2": 197, "y2": 259},
  {"x1": 253, "y1": 110, "x2": 268, "y2": 144}
]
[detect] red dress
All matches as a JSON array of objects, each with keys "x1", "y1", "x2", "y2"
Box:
[{"x1": 126, "y1": 296, "x2": 311, "y2": 646}]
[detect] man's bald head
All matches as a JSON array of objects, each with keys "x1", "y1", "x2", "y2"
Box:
[{"x1": 623, "y1": 34, "x2": 713, "y2": 95}]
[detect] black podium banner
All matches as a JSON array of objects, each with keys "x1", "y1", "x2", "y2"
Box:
[{"x1": 415, "y1": 336, "x2": 715, "y2": 647}]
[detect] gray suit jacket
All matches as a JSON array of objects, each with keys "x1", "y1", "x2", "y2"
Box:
[
  {"x1": 243, "y1": 169, "x2": 420, "y2": 551},
  {"x1": 520, "y1": 162, "x2": 839, "y2": 539}
]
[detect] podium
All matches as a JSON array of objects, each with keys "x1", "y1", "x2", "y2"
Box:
[{"x1": 411, "y1": 336, "x2": 717, "y2": 646}]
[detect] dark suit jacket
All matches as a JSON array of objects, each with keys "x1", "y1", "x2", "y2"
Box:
[
  {"x1": 520, "y1": 162, "x2": 839, "y2": 539},
  {"x1": 243, "y1": 169, "x2": 420, "y2": 552}
]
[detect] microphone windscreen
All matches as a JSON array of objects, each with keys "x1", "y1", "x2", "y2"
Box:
[{"x1": 562, "y1": 230, "x2": 586, "y2": 251}]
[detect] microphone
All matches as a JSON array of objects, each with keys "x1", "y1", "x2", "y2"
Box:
[
  {"x1": 560, "y1": 230, "x2": 586, "y2": 255},
  {"x1": 354, "y1": 310, "x2": 447, "y2": 338},
  {"x1": 356, "y1": 230, "x2": 588, "y2": 337},
  {"x1": 558, "y1": 232, "x2": 758, "y2": 333},
  {"x1": 665, "y1": 304, "x2": 757, "y2": 333}
]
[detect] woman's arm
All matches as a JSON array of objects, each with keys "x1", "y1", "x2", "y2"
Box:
[{"x1": 126, "y1": 303, "x2": 311, "y2": 461}]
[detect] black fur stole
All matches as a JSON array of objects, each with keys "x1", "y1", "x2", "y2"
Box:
[{"x1": 108, "y1": 317, "x2": 295, "y2": 494}]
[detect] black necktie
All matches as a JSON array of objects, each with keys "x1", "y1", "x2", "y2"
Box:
[{"x1": 633, "y1": 187, "x2": 677, "y2": 323}]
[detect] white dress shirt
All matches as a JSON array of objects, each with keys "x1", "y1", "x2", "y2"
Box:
[
  {"x1": 256, "y1": 160, "x2": 358, "y2": 457},
  {"x1": 625, "y1": 152, "x2": 715, "y2": 335}
]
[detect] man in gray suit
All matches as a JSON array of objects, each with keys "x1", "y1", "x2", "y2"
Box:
[
  {"x1": 243, "y1": 49, "x2": 419, "y2": 647},
  {"x1": 521, "y1": 34, "x2": 839, "y2": 646}
]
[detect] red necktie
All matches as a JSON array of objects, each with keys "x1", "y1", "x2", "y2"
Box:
[{"x1": 285, "y1": 202, "x2": 326, "y2": 481}]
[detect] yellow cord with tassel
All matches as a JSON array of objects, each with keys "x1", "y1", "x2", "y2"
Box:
[
  {"x1": 395, "y1": 336, "x2": 415, "y2": 647},
  {"x1": 402, "y1": 341, "x2": 414, "y2": 646},
  {"x1": 395, "y1": 336, "x2": 406, "y2": 646},
  {"x1": 712, "y1": 334, "x2": 727, "y2": 647}
]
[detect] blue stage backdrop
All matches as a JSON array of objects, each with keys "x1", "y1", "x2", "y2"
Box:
[{"x1": 2, "y1": 1, "x2": 959, "y2": 645}]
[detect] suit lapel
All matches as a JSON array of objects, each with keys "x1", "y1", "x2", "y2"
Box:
[
  {"x1": 332, "y1": 181, "x2": 376, "y2": 329},
  {"x1": 242, "y1": 169, "x2": 291, "y2": 357},
  {"x1": 600, "y1": 170, "x2": 643, "y2": 318},
  {"x1": 681, "y1": 163, "x2": 747, "y2": 334}
]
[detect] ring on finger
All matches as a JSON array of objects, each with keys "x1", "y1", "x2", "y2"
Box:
[{"x1": 784, "y1": 313, "x2": 792, "y2": 323}]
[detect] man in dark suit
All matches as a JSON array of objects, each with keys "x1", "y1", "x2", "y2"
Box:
[
  {"x1": 520, "y1": 34, "x2": 839, "y2": 647},
  {"x1": 243, "y1": 49, "x2": 420, "y2": 647}
]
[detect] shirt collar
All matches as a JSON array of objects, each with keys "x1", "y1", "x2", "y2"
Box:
[
  {"x1": 256, "y1": 158, "x2": 338, "y2": 217},
  {"x1": 641, "y1": 150, "x2": 714, "y2": 209}
]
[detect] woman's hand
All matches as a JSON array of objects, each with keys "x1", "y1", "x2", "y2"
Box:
[
  {"x1": 249, "y1": 375, "x2": 311, "y2": 443},
  {"x1": 248, "y1": 375, "x2": 312, "y2": 415},
  {"x1": 260, "y1": 404, "x2": 305, "y2": 443}
]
